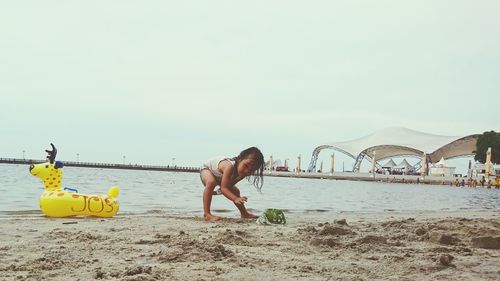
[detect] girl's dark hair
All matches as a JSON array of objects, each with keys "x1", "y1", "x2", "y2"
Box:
[{"x1": 234, "y1": 146, "x2": 264, "y2": 192}]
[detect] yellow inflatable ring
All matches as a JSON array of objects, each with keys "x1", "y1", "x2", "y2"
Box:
[
  {"x1": 37, "y1": 186, "x2": 119, "y2": 218},
  {"x1": 29, "y1": 144, "x2": 119, "y2": 218}
]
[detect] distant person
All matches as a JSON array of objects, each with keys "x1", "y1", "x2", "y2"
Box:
[{"x1": 200, "y1": 147, "x2": 265, "y2": 221}]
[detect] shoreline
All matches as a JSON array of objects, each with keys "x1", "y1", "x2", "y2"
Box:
[
  {"x1": 1, "y1": 210, "x2": 499, "y2": 280},
  {"x1": 2, "y1": 206, "x2": 500, "y2": 221},
  {"x1": 266, "y1": 171, "x2": 500, "y2": 187}
]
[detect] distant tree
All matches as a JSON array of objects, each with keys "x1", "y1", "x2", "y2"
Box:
[{"x1": 474, "y1": 131, "x2": 500, "y2": 164}]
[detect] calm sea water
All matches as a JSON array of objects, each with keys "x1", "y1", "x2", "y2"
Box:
[{"x1": 1, "y1": 164, "x2": 499, "y2": 216}]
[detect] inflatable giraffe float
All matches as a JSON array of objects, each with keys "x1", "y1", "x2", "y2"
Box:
[{"x1": 29, "y1": 144, "x2": 119, "y2": 218}]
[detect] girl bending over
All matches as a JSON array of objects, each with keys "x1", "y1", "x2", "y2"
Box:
[{"x1": 200, "y1": 147, "x2": 264, "y2": 221}]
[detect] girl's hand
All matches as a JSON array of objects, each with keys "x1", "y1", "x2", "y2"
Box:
[{"x1": 234, "y1": 196, "x2": 247, "y2": 205}]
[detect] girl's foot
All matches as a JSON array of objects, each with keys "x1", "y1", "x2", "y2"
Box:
[
  {"x1": 204, "y1": 213, "x2": 222, "y2": 222},
  {"x1": 241, "y1": 212, "x2": 258, "y2": 219}
]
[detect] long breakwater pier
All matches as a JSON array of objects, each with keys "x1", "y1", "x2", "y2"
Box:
[
  {"x1": 0, "y1": 158, "x2": 200, "y2": 173},
  {"x1": 1, "y1": 157, "x2": 488, "y2": 187}
]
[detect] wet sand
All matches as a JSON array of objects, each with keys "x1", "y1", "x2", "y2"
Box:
[{"x1": 1, "y1": 210, "x2": 499, "y2": 281}]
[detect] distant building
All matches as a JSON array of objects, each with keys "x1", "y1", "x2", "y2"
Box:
[
  {"x1": 265, "y1": 159, "x2": 289, "y2": 171},
  {"x1": 471, "y1": 163, "x2": 498, "y2": 178},
  {"x1": 429, "y1": 157, "x2": 456, "y2": 177}
]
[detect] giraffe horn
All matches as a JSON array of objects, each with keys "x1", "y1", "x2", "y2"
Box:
[{"x1": 45, "y1": 143, "x2": 57, "y2": 164}]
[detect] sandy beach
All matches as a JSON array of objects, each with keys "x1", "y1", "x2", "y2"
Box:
[{"x1": 1, "y1": 210, "x2": 499, "y2": 281}]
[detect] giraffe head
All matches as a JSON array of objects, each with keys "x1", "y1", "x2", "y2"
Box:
[{"x1": 30, "y1": 143, "x2": 64, "y2": 190}]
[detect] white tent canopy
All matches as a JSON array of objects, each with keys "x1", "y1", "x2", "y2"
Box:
[
  {"x1": 323, "y1": 127, "x2": 478, "y2": 161},
  {"x1": 308, "y1": 127, "x2": 480, "y2": 173},
  {"x1": 434, "y1": 157, "x2": 446, "y2": 167},
  {"x1": 394, "y1": 159, "x2": 413, "y2": 170},
  {"x1": 382, "y1": 159, "x2": 397, "y2": 168},
  {"x1": 308, "y1": 127, "x2": 479, "y2": 172}
]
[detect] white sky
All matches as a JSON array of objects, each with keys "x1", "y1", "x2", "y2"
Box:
[{"x1": 1, "y1": 1, "x2": 499, "y2": 172}]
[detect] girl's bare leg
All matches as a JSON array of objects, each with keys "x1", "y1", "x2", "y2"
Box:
[
  {"x1": 230, "y1": 186, "x2": 258, "y2": 219},
  {"x1": 200, "y1": 170, "x2": 221, "y2": 221}
]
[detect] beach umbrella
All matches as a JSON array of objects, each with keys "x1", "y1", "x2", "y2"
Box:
[
  {"x1": 485, "y1": 147, "x2": 492, "y2": 177},
  {"x1": 371, "y1": 151, "x2": 377, "y2": 178},
  {"x1": 331, "y1": 153, "x2": 335, "y2": 174},
  {"x1": 421, "y1": 153, "x2": 427, "y2": 176},
  {"x1": 296, "y1": 154, "x2": 301, "y2": 173}
]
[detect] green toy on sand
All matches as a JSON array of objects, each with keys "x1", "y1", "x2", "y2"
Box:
[{"x1": 256, "y1": 209, "x2": 286, "y2": 225}]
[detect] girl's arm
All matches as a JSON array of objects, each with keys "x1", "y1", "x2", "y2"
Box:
[{"x1": 219, "y1": 161, "x2": 246, "y2": 204}]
